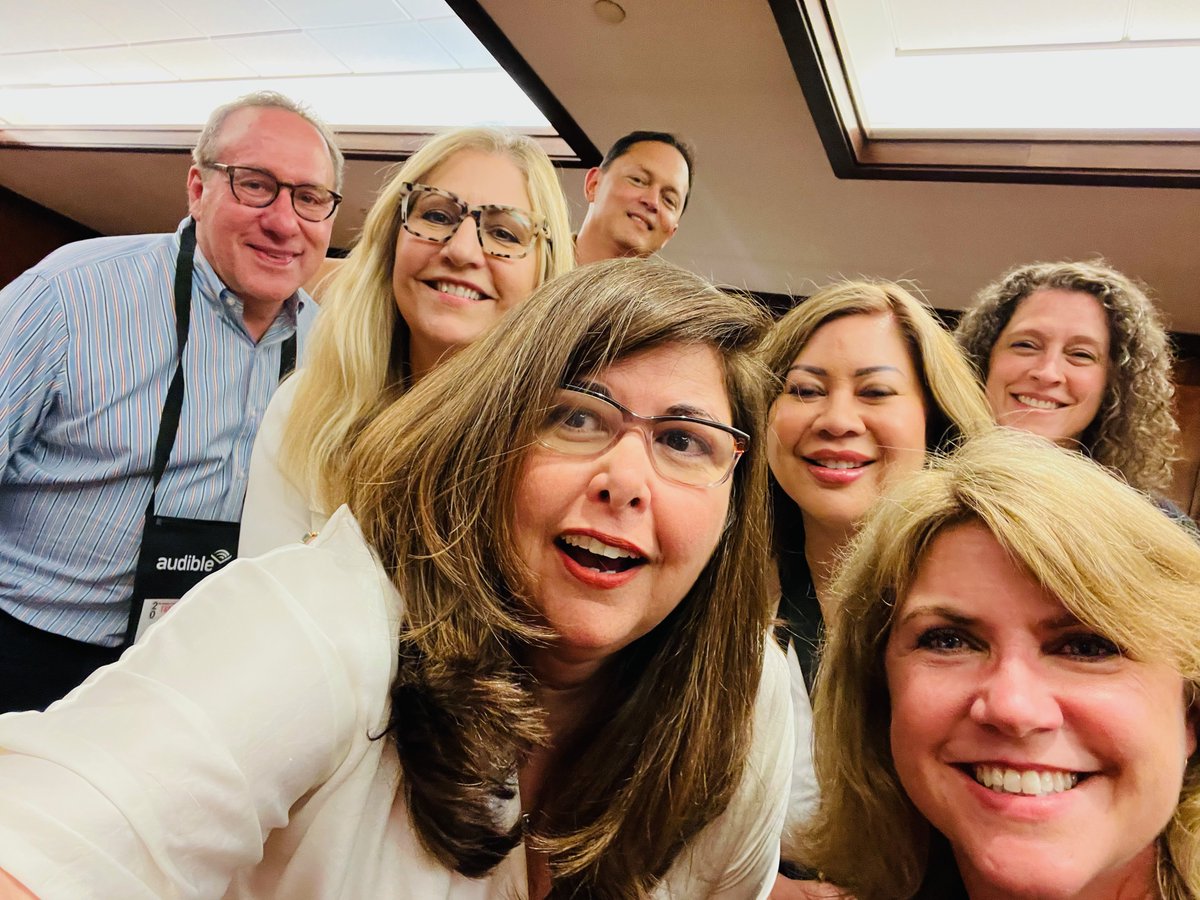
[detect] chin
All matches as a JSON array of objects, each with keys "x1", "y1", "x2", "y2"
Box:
[{"x1": 959, "y1": 843, "x2": 1149, "y2": 900}]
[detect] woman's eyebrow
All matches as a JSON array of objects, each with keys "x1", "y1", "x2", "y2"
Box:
[
  {"x1": 895, "y1": 604, "x2": 977, "y2": 628},
  {"x1": 785, "y1": 364, "x2": 901, "y2": 377},
  {"x1": 665, "y1": 403, "x2": 717, "y2": 421}
]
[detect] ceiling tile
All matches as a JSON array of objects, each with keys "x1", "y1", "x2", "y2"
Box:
[
  {"x1": 269, "y1": 0, "x2": 411, "y2": 28},
  {"x1": 159, "y1": 0, "x2": 295, "y2": 36},
  {"x1": 1130, "y1": 0, "x2": 1200, "y2": 41},
  {"x1": 138, "y1": 39, "x2": 258, "y2": 80},
  {"x1": 883, "y1": 0, "x2": 1128, "y2": 50},
  {"x1": 0, "y1": 51, "x2": 108, "y2": 87},
  {"x1": 395, "y1": 0, "x2": 454, "y2": 21},
  {"x1": 308, "y1": 22, "x2": 458, "y2": 73},
  {"x1": 216, "y1": 32, "x2": 350, "y2": 76},
  {"x1": 2, "y1": 2, "x2": 120, "y2": 52},
  {"x1": 421, "y1": 18, "x2": 498, "y2": 69},
  {"x1": 90, "y1": 0, "x2": 202, "y2": 44},
  {"x1": 65, "y1": 46, "x2": 178, "y2": 83}
]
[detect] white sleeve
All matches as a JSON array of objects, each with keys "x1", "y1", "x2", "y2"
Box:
[
  {"x1": 681, "y1": 639, "x2": 794, "y2": 899},
  {"x1": 783, "y1": 641, "x2": 820, "y2": 849},
  {"x1": 0, "y1": 536, "x2": 384, "y2": 899},
  {"x1": 239, "y1": 373, "x2": 323, "y2": 558}
]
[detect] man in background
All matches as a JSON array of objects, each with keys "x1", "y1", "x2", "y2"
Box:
[
  {"x1": 0, "y1": 91, "x2": 342, "y2": 712},
  {"x1": 575, "y1": 130, "x2": 694, "y2": 264}
]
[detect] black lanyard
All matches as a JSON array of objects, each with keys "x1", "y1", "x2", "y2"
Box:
[
  {"x1": 124, "y1": 221, "x2": 296, "y2": 645},
  {"x1": 145, "y1": 220, "x2": 296, "y2": 513}
]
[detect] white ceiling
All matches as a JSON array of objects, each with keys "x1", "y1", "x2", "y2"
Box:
[
  {"x1": 0, "y1": 0, "x2": 546, "y2": 129},
  {"x1": 2, "y1": 0, "x2": 1199, "y2": 334}
]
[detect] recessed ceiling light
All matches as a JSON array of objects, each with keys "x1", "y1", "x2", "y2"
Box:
[{"x1": 594, "y1": 0, "x2": 626, "y2": 25}]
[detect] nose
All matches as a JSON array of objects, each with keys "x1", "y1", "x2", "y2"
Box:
[
  {"x1": 1028, "y1": 351, "x2": 1065, "y2": 385},
  {"x1": 588, "y1": 430, "x2": 653, "y2": 510},
  {"x1": 258, "y1": 189, "x2": 303, "y2": 238},
  {"x1": 440, "y1": 214, "x2": 486, "y2": 267},
  {"x1": 969, "y1": 655, "x2": 1063, "y2": 738},
  {"x1": 638, "y1": 186, "x2": 660, "y2": 213},
  {"x1": 811, "y1": 391, "x2": 864, "y2": 439}
]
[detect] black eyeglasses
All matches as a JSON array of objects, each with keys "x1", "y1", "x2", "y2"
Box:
[
  {"x1": 536, "y1": 385, "x2": 748, "y2": 488},
  {"x1": 400, "y1": 182, "x2": 547, "y2": 259},
  {"x1": 205, "y1": 163, "x2": 342, "y2": 222}
]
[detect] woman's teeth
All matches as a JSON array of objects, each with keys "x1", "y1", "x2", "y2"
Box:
[
  {"x1": 561, "y1": 534, "x2": 637, "y2": 559},
  {"x1": 435, "y1": 281, "x2": 484, "y2": 301},
  {"x1": 1016, "y1": 394, "x2": 1061, "y2": 410},
  {"x1": 974, "y1": 765, "x2": 1080, "y2": 796},
  {"x1": 811, "y1": 459, "x2": 866, "y2": 470}
]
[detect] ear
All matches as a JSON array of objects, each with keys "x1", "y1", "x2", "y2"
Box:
[
  {"x1": 186, "y1": 166, "x2": 206, "y2": 220},
  {"x1": 583, "y1": 166, "x2": 602, "y2": 203},
  {"x1": 1187, "y1": 694, "x2": 1199, "y2": 759}
]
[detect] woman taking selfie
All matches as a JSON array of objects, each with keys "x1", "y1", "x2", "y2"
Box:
[
  {"x1": 797, "y1": 429, "x2": 1200, "y2": 899},
  {"x1": 955, "y1": 259, "x2": 1179, "y2": 497},
  {"x1": 0, "y1": 260, "x2": 791, "y2": 899},
  {"x1": 239, "y1": 126, "x2": 574, "y2": 556}
]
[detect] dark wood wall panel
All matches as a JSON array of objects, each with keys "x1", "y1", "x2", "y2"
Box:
[{"x1": 0, "y1": 186, "x2": 98, "y2": 289}]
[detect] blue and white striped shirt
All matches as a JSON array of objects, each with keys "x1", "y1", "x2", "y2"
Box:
[{"x1": 0, "y1": 219, "x2": 314, "y2": 646}]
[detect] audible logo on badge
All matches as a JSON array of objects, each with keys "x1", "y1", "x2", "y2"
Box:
[{"x1": 155, "y1": 551, "x2": 234, "y2": 572}]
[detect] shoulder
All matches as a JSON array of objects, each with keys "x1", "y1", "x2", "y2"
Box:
[
  {"x1": 241, "y1": 505, "x2": 401, "y2": 631},
  {"x1": 28, "y1": 232, "x2": 175, "y2": 280}
]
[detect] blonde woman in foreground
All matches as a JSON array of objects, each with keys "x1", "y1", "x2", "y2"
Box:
[
  {"x1": 796, "y1": 428, "x2": 1200, "y2": 899},
  {"x1": 239, "y1": 127, "x2": 574, "y2": 556},
  {"x1": 0, "y1": 260, "x2": 791, "y2": 899}
]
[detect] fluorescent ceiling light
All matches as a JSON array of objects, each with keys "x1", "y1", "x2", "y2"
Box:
[
  {"x1": 828, "y1": 0, "x2": 1200, "y2": 138},
  {"x1": 0, "y1": 0, "x2": 550, "y2": 141}
]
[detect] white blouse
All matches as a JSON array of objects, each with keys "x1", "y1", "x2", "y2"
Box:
[
  {"x1": 238, "y1": 372, "x2": 328, "y2": 559},
  {"x1": 0, "y1": 507, "x2": 793, "y2": 899}
]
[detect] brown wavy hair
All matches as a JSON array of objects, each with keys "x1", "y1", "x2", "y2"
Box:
[
  {"x1": 955, "y1": 259, "x2": 1179, "y2": 494},
  {"x1": 342, "y1": 258, "x2": 774, "y2": 897}
]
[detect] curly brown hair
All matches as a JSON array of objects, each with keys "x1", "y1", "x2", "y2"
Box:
[{"x1": 955, "y1": 259, "x2": 1179, "y2": 494}]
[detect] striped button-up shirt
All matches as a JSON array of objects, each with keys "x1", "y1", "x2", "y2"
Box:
[{"x1": 0, "y1": 219, "x2": 313, "y2": 646}]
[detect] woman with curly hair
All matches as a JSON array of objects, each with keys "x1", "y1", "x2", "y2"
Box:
[
  {"x1": 0, "y1": 259, "x2": 792, "y2": 900},
  {"x1": 954, "y1": 259, "x2": 1179, "y2": 496},
  {"x1": 239, "y1": 126, "x2": 575, "y2": 557},
  {"x1": 794, "y1": 429, "x2": 1200, "y2": 899}
]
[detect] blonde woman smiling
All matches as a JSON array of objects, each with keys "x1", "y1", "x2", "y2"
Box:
[{"x1": 239, "y1": 127, "x2": 574, "y2": 556}]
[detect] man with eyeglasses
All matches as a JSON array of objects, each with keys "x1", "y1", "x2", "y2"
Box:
[
  {"x1": 575, "y1": 131, "x2": 694, "y2": 265},
  {"x1": 0, "y1": 91, "x2": 341, "y2": 713}
]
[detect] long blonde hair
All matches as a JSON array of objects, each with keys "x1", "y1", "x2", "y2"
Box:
[
  {"x1": 344, "y1": 258, "x2": 774, "y2": 898},
  {"x1": 282, "y1": 127, "x2": 574, "y2": 511},
  {"x1": 798, "y1": 428, "x2": 1200, "y2": 899}
]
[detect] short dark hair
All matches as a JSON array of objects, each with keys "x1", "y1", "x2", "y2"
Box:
[{"x1": 600, "y1": 130, "x2": 696, "y2": 212}]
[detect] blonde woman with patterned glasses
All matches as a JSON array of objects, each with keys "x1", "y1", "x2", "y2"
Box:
[
  {"x1": 0, "y1": 260, "x2": 791, "y2": 899},
  {"x1": 239, "y1": 127, "x2": 574, "y2": 557}
]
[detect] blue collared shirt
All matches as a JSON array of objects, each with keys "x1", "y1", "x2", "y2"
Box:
[{"x1": 0, "y1": 218, "x2": 313, "y2": 646}]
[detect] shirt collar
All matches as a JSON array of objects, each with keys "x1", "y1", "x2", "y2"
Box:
[{"x1": 175, "y1": 217, "x2": 304, "y2": 341}]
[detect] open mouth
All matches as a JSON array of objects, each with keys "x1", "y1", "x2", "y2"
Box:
[
  {"x1": 970, "y1": 764, "x2": 1086, "y2": 796},
  {"x1": 1014, "y1": 394, "x2": 1064, "y2": 410},
  {"x1": 428, "y1": 280, "x2": 488, "y2": 301},
  {"x1": 556, "y1": 534, "x2": 647, "y2": 574},
  {"x1": 627, "y1": 212, "x2": 653, "y2": 231}
]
